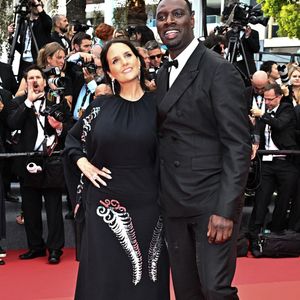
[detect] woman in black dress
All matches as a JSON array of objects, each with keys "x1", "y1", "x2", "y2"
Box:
[{"x1": 64, "y1": 39, "x2": 170, "y2": 299}]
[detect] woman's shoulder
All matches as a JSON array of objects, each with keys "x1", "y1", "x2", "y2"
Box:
[
  {"x1": 143, "y1": 90, "x2": 157, "y2": 105},
  {"x1": 91, "y1": 94, "x2": 116, "y2": 107}
]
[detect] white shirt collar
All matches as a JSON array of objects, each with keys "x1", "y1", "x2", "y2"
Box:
[{"x1": 168, "y1": 38, "x2": 199, "y2": 88}]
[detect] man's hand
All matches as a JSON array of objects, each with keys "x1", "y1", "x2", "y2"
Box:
[
  {"x1": 7, "y1": 23, "x2": 15, "y2": 37},
  {"x1": 207, "y1": 214, "x2": 233, "y2": 244},
  {"x1": 251, "y1": 144, "x2": 259, "y2": 160},
  {"x1": 79, "y1": 52, "x2": 93, "y2": 63},
  {"x1": 47, "y1": 116, "x2": 62, "y2": 130},
  {"x1": 27, "y1": 81, "x2": 44, "y2": 103},
  {"x1": 83, "y1": 67, "x2": 94, "y2": 83},
  {"x1": 251, "y1": 107, "x2": 263, "y2": 118}
]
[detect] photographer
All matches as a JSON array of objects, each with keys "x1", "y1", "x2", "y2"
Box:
[
  {"x1": 226, "y1": 25, "x2": 260, "y2": 83},
  {"x1": 7, "y1": 0, "x2": 52, "y2": 82},
  {"x1": 6, "y1": 65, "x2": 72, "y2": 264},
  {"x1": 51, "y1": 14, "x2": 71, "y2": 54},
  {"x1": 67, "y1": 51, "x2": 103, "y2": 121},
  {"x1": 65, "y1": 33, "x2": 103, "y2": 120}
]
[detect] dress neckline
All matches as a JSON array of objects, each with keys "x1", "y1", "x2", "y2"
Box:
[{"x1": 117, "y1": 92, "x2": 145, "y2": 103}]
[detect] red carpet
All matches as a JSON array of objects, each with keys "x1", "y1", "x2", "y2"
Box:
[{"x1": 1, "y1": 248, "x2": 300, "y2": 300}]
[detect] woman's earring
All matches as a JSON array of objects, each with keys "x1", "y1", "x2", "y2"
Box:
[{"x1": 111, "y1": 79, "x2": 116, "y2": 95}]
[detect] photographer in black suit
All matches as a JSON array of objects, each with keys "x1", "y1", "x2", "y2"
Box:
[
  {"x1": 7, "y1": 0, "x2": 52, "y2": 81},
  {"x1": 7, "y1": 65, "x2": 72, "y2": 264},
  {"x1": 51, "y1": 14, "x2": 71, "y2": 54},
  {"x1": 249, "y1": 83, "x2": 299, "y2": 256}
]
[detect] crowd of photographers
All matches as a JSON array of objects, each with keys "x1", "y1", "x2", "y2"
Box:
[{"x1": 0, "y1": 0, "x2": 300, "y2": 265}]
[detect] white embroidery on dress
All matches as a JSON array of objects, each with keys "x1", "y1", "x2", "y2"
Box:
[
  {"x1": 148, "y1": 216, "x2": 164, "y2": 282},
  {"x1": 76, "y1": 107, "x2": 101, "y2": 201},
  {"x1": 81, "y1": 107, "x2": 101, "y2": 154},
  {"x1": 96, "y1": 199, "x2": 143, "y2": 285}
]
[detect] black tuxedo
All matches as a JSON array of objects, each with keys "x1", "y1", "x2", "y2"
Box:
[
  {"x1": 0, "y1": 89, "x2": 13, "y2": 240},
  {"x1": 51, "y1": 31, "x2": 71, "y2": 53},
  {"x1": 0, "y1": 62, "x2": 18, "y2": 95},
  {"x1": 249, "y1": 102, "x2": 299, "y2": 235},
  {"x1": 6, "y1": 95, "x2": 66, "y2": 251},
  {"x1": 156, "y1": 41, "x2": 251, "y2": 299}
]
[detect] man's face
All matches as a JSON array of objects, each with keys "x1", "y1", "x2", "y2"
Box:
[
  {"x1": 75, "y1": 39, "x2": 92, "y2": 53},
  {"x1": 269, "y1": 64, "x2": 280, "y2": 81},
  {"x1": 264, "y1": 89, "x2": 281, "y2": 111},
  {"x1": 148, "y1": 48, "x2": 162, "y2": 68},
  {"x1": 156, "y1": 0, "x2": 194, "y2": 58},
  {"x1": 137, "y1": 49, "x2": 151, "y2": 69},
  {"x1": 57, "y1": 16, "x2": 69, "y2": 33},
  {"x1": 26, "y1": 69, "x2": 46, "y2": 94}
]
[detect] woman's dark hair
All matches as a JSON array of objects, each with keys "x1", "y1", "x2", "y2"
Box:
[
  {"x1": 100, "y1": 39, "x2": 148, "y2": 94},
  {"x1": 133, "y1": 26, "x2": 155, "y2": 47},
  {"x1": 260, "y1": 61, "x2": 277, "y2": 74}
]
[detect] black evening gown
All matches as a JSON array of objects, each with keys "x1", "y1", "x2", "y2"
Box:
[{"x1": 64, "y1": 92, "x2": 170, "y2": 300}]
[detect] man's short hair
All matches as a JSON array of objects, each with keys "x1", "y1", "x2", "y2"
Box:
[
  {"x1": 52, "y1": 14, "x2": 64, "y2": 27},
  {"x1": 144, "y1": 40, "x2": 160, "y2": 51},
  {"x1": 73, "y1": 32, "x2": 92, "y2": 46},
  {"x1": 158, "y1": 0, "x2": 193, "y2": 15},
  {"x1": 264, "y1": 82, "x2": 283, "y2": 96},
  {"x1": 23, "y1": 65, "x2": 46, "y2": 81}
]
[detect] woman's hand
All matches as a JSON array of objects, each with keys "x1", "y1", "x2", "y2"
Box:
[{"x1": 77, "y1": 157, "x2": 112, "y2": 188}]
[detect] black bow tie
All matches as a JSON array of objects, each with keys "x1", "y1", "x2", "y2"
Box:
[{"x1": 164, "y1": 59, "x2": 178, "y2": 69}]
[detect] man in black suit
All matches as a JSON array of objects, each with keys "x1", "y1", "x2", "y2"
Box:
[
  {"x1": 7, "y1": 65, "x2": 69, "y2": 264},
  {"x1": 249, "y1": 83, "x2": 299, "y2": 255},
  {"x1": 7, "y1": 0, "x2": 52, "y2": 82},
  {"x1": 0, "y1": 62, "x2": 18, "y2": 95},
  {"x1": 51, "y1": 14, "x2": 70, "y2": 54},
  {"x1": 155, "y1": 0, "x2": 251, "y2": 299}
]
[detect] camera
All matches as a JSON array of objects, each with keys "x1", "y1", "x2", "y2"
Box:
[
  {"x1": 147, "y1": 67, "x2": 158, "y2": 82},
  {"x1": 43, "y1": 66, "x2": 61, "y2": 76},
  {"x1": 41, "y1": 102, "x2": 66, "y2": 123},
  {"x1": 14, "y1": 0, "x2": 31, "y2": 16},
  {"x1": 76, "y1": 57, "x2": 97, "y2": 74},
  {"x1": 222, "y1": 3, "x2": 269, "y2": 30},
  {"x1": 48, "y1": 77, "x2": 66, "y2": 88},
  {"x1": 72, "y1": 20, "x2": 91, "y2": 33}
]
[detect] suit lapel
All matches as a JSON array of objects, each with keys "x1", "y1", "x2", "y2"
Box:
[{"x1": 158, "y1": 42, "x2": 205, "y2": 116}]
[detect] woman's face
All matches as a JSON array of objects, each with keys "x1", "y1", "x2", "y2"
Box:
[
  {"x1": 106, "y1": 43, "x2": 141, "y2": 84},
  {"x1": 47, "y1": 50, "x2": 65, "y2": 70},
  {"x1": 290, "y1": 70, "x2": 300, "y2": 87}
]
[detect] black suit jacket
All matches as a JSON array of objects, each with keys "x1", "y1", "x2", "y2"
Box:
[
  {"x1": 51, "y1": 31, "x2": 71, "y2": 52},
  {"x1": 6, "y1": 95, "x2": 72, "y2": 178},
  {"x1": 0, "y1": 62, "x2": 18, "y2": 95},
  {"x1": 258, "y1": 102, "x2": 298, "y2": 151},
  {"x1": 0, "y1": 89, "x2": 13, "y2": 153},
  {"x1": 156, "y1": 41, "x2": 251, "y2": 222}
]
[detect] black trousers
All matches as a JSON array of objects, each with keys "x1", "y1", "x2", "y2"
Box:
[
  {"x1": 21, "y1": 186, "x2": 65, "y2": 251},
  {"x1": 249, "y1": 159, "x2": 298, "y2": 234},
  {"x1": 164, "y1": 214, "x2": 240, "y2": 300}
]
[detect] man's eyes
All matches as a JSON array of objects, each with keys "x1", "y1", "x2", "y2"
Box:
[{"x1": 157, "y1": 10, "x2": 185, "y2": 21}]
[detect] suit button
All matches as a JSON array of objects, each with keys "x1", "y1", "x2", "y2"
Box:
[
  {"x1": 176, "y1": 110, "x2": 183, "y2": 117},
  {"x1": 174, "y1": 161, "x2": 180, "y2": 167}
]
